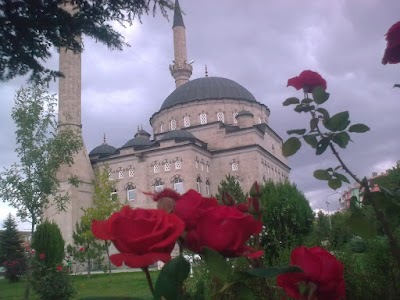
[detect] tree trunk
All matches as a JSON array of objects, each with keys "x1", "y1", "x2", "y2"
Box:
[{"x1": 105, "y1": 242, "x2": 111, "y2": 275}]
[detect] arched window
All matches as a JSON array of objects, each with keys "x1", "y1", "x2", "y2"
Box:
[
  {"x1": 126, "y1": 183, "x2": 136, "y2": 202},
  {"x1": 233, "y1": 112, "x2": 238, "y2": 124},
  {"x1": 128, "y1": 168, "x2": 134, "y2": 177},
  {"x1": 175, "y1": 160, "x2": 182, "y2": 170},
  {"x1": 164, "y1": 162, "x2": 171, "y2": 172},
  {"x1": 199, "y1": 113, "x2": 207, "y2": 125},
  {"x1": 170, "y1": 119, "x2": 177, "y2": 130},
  {"x1": 118, "y1": 170, "x2": 124, "y2": 179},
  {"x1": 217, "y1": 112, "x2": 224, "y2": 123},
  {"x1": 160, "y1": 123, "x2": 164, "y2": 133},
  {"x1": 108, "y1": 172, "x2": 113, "y2": 180},
  {"x1": 205, "y1": 179, "x2": 210, "y2": 196},
  {"x1": 184, "y1": 116, "x2": 190, "y2": 127},
  {"x1": 173, "y1": 177, "x2": 184, "y2": 194},
  {"x1": 196, "y1": 176, "x2": 202, "y2": 193},
  {"x1": 154, "y1": 179, "x2": 164, "y2": 192},
  {"x1": 232, "y1": 162, "x2": 239, "y2": 171},
  {"x1": 154, "y1": 163, "x2": 160, "y2": 173},
  {"x1": 110, "y1": 188, "x2": 118, "y2": 201},
  {"x1": 258, "y1": 117, "x2": 262, "y2": 124}
]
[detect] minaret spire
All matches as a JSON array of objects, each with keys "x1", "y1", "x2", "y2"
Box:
[{"x1": 169, "y1": 0, "x2": 192, "y2": 88}]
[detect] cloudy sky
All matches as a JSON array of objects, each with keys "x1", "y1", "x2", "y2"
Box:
[{"x1": 1, "y1": 0, "x2": 400, "y2": 229}]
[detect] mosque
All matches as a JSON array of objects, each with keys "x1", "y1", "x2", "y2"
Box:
[{"x1": 44, "y1": 0, "x2": 290, "y2": 245}]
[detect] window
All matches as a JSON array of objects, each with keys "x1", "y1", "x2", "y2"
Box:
[
  {"x1": 184, "y1": 116, "x2": 190, "y2": 127},
  {"x1": 110, "y1": 189, "x2": 118, "y2": 201},
  {"x1": 196, "y1": 176, "x2": 202, "y2": 193},
  {"x1": 108, "y1": 172, "x2": 113, "y2": 180},
  {"x1": 206, "y1": 163, "x2": 209, "y2": 172},
  {"x1": 175, "y1": 160, "x2": 182, "y2": 170},
  {"x1": 232, "y1": 162, "x2": 239, "y2": 171},
  {"x1": 118, "y1": 170, "x2": 124, "y2": 179},
  {"x1": 258, "y1": 117, "x2": 262, "y2": 124},
  {"x1": 170, "y1": 119, "x2": 177, "y2": 130},
  {"x1": 154, "y1": 163, "x2": 160, "y2": 173},
  {"x1": 154, "y1": 179, "x2": 164, "y2": 192},
  {"x1": 160, "y1": 123, "x2": 163, "y2": 133},
  {"x1": 164, "y1": 162, "x2": 171, "y2": 172},
  {"x1": 201, "y1": 163, "x2": 204, "y2": 171},
  {"x1": 195, "y1": 160, "x2": 198, "y2": 169},
  {"x1": 173, "y1": 177, "x2": 184, "y2": 194},
  {"x1": 128, "y1": 169, "x2": 134, "y2": 177},
  {"x1": 127, "y1": 189, "x2": 136, "y2": 202},
  {"x1": 233, "y1": 112, "x2": 238, "y2": 124},
  {"x1": 272, "y1": 144, "x2": 275, "y2": 154},
  {"x1": 205, "y1": 180, "x2": 210, "y2": 196},
  {"x1": 217, "y1": 112, "x2": 224, "y2": 122},
  {"x1": 200, "y1": 113, "x2": 207, "y2": 125}
]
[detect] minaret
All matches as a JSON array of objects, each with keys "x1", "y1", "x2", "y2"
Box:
[
  {"x1": 169, "y1": 0, "x2": 192, "y2": 88},
  {"x1": 43, "y1": 1, "x2": 95, "y2": 246}
]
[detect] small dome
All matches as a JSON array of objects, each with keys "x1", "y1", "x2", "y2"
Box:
[
  {"x1": 135, "y1": 129, "x2": 151, "y2": 138},
  {"x1": 236, "y1": 110, "x2": 254, "y2": 117},
  {"x1": 160, "y1": 77, "x2": 257, "y2": 110},
  {"x1": 123, "y1": 136, "x2": 153, "y2": 148},
  {"x1": 161, "y1": 130, "x2": 196, "y2": 140},
  {"x1": 89, "y1": 143, "x2": 117, "y2": 157}
]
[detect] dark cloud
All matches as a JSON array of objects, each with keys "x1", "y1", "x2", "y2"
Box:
[{"x1": 1, "y1": 0, "x2": 400, "y2": 221}]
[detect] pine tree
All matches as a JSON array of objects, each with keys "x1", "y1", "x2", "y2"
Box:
[
  {"x1": 216, "y1": 175, "x2": 247, "y2": 204},
  {"x1": 0, "y1": 213, "x2": 27, "y2": 281}
]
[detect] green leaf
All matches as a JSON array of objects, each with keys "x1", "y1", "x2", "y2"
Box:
[
  {"x1": 154, "y1": 255, "x2": 190, "y2": 300},
  {"x1": 333, "y1": 172, "x2": 350, "y2": 184},
  {"x1": 302, "y1": 105, "x2": 315, "y2": 112},
  {"x1": 245, "y1": 266, "x2": 302, "y2": 278},
  {"x1": 348, "y1": 212, "x2": 377, "y2": 239},
  {"x1": 202, "y1": 247, "x2": 231, "y2": 282},
  {"x1": 301, "y1": 98, "x2": 313, "y2": 104},
  {"x1": 328, "y1": 178, "x2": 342, "y2": 190},
  {"x1": 314, "y1": 169, "x2": 331, "y2": 181},
  {"x1": 303, "y1": 135, "x2": 318, "y2": 149},
  {"x1": 310, "y1": 118, "x2": 318, "y2": 131},
  {"x1": 332, "y1": 132, "x2": 350, "y2": 148},
  {"x1": 283, "y1": 97, "x2": 300, "y2": 106},
  {"x1": 324, "y1": 111, "x2": 350, "y2": 131},
  {"x1": 312, "y1": 86, "x2": 330, "y2": 104},
  {"x1": 316, "y1": 108, "x2": 330, "y2": 120},
  {"x1": 294, "y1": 104, "x2": 303, "y2": 113},
  {"x1": 348, "y1": 123, "x2": 370, "y2": 133},
  {"x1": 282, "y1": 137, "x2": 302, "y2": 157},
  {"x1": 316, "y1": 137, "x2": 330, "y2": 155},
  {"x1": 287, "y1": 129, "x2": 307, "y2": 135}
]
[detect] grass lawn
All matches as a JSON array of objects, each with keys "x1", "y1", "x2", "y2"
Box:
[{"x1": 0, "y1": 271, "x2": 158, "y2": 300}]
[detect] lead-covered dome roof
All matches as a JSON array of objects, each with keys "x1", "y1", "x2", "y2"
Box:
[
  {"x1": 89, "y1": 143, "x2": 117, "y2": 157},
  {"x1": 161, "y1": 129, "x2": 196, "y2": 140},
  {"x1": 160, "y1": 77, "x2": 257, "y2": 110}
]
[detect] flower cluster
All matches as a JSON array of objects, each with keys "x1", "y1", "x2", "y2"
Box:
[{"x1": 91, "y1": 185, "x2": 263, "y2": 268}]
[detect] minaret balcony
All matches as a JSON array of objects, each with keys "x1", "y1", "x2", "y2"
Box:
[{"x1": 169, "y1": 62, "x2": 193, "y2": 72}]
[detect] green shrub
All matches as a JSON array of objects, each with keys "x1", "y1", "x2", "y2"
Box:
[{"x1": 31, "y1": 220, "x2": 65, "y2": 267}]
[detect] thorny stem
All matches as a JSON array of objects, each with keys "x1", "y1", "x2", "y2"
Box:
[
  {"x1": 142, "y1": 267, "x2": 155, "y2": 296},
  {"x1": 305, "y1": 92, "x2": 400, "y2": 267}
]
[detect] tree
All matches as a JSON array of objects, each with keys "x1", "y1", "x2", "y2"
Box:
[
  {"x1": 0, "y1": 82, "x2": 82, "y2": 234},
  {"x1": 68, "y1": 167, "x2": 124, "y2": 275},
  {"x1": 216, "y1": 175, "x2": 247, "y2": 204},
  {"x1": 0, "y1": 213, "x2": 27, "y2": 282},
  {"x1": 0, "y1": 0, "x2": 173, "y2": 81},
  {"x1": 259, "y1": 181, "x2": 314, "y2": 264}
]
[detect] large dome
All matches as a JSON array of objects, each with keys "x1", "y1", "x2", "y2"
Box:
[{"x1": 160, "y1": 77, "x2": 257, "y2": 110}]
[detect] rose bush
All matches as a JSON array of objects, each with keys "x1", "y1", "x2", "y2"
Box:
[
  {"x1": 382, "y1": 21, "x2": 400, "y2": 65},
  {"x1": 92, "y1": 206, "x2": 184, "y2": 268},
  {"x1": 287, "y1": 70, "x2": 327, "y2": 93},
  {"x1": 277, "y1": 246, "x2": 345, "y2": 300}
]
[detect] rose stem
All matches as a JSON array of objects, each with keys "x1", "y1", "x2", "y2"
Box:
[{"x1": 141, "y1": 267, "x2": 155, "y2": 296}]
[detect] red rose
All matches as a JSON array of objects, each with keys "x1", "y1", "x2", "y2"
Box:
[
  {"x1": 39, "y1": 253, "x2": 46, "y2": 260},
  {"x1": 236, "y1": 203, "x2": 249, "y2": 213},
  {"x1": 277, "y1": 246, "x2": 345, "y2": 300},
  {"x1": 174, "y1": 189, "x2": 218, "y2": 230},
  {"x1": 79, "y1": 247, "x2": 85, "y2": 252},
  {"x1": 144, "y1": 188, "x2": 181, "y2": 213},
  {"x1": 382, "y1": 21, "x2": 400, "y2": 65},
  {"x1": 92, "y1": 206, "x2": 184, "y2": 268},
  {"x1": 184, "y1": 205, "x2": 263, "y2": 258},
  {"x1": 287, "y1": 70, "x2": 327, "y2": 93},
  {"x1": 56, "y1": 265, "x2": 63, "y2": 271}
]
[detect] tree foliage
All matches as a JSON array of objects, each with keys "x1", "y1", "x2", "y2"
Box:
[
  {"x1": 67, "y1": 167, "x2": 124, "y2": 275},
  {"x1": 216, "y1": 175, "x2": 247, "y2": 204},
  {"x1": 0, "y1": 0, "x2": 173, "y2": 81},
  {"x1": 259, "y1": 181, "x2": 314, "y2": 264},
  {"x1": 0, "y1": 213, "x2": 27, "y2": 281},
  {"x1": 0, "y1": 83, "x2": 82, "y2": 233}
]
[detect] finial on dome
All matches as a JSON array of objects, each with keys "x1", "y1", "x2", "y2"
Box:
[
  {"x1": 205, "y1": 65, "x2": 208, "y2": 77},
  {"x1": 103, "y1": 133, "x2": 106, "y2": 144}
]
